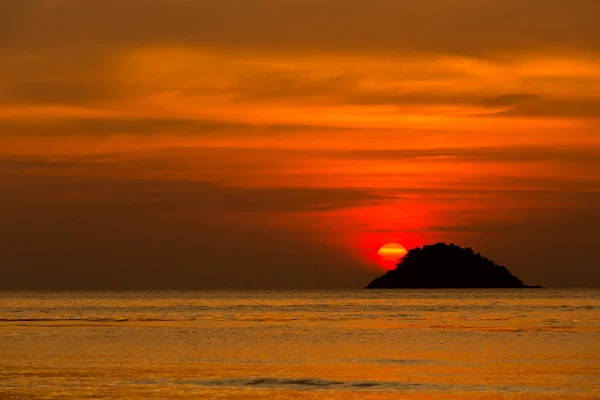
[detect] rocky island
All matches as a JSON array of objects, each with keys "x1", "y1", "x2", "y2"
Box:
[{"x1": 366, "y1": 243, "x2": 540, "y2": 289}]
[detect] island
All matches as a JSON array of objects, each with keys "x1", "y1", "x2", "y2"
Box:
[{"x1": 365, "y1": 243, "x2": 541, "y2": 289}]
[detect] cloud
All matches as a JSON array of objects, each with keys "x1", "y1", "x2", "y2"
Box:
[
  {"x1": 0, "y1": 118, "x2": 238, "y2": 136},
  {"x1": 0, "y1": 173, "x2": 390, "y2": 212},
  {"x1": 231, "y1": 71, "x2": 356, "y2": 103},
  {"x1": 3, "y1": 1, "x2": 600, "y2": 55},
  {"x1": 0, "y1": 82, "x2": 116, "y2": 106},
  {"x1": 482, "y1": 94, "x2": 538, "y2": 107},
  {"x1": 493, "y1": 98, "x2": 600, "y2": 119},
  {"x1": 1, "y1": 1, "x2": 598, "y2": 128},
  {"x1": 231, "y1": 69, "x2": 541, "y2": 109},
  {"x1": 326, "y1": 146, "x2": 600, "y2": 163},
  {"x1": 0, "y1": 117, "x2": 353, "y2": 137}
]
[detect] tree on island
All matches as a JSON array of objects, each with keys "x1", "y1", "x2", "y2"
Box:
[{"x1": 366, "y1": 243, "x2": 540, "y2": 289}]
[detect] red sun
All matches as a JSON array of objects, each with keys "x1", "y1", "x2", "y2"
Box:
[{"x1": 377, "y1": 243, "x2": 407, "y2": 270}]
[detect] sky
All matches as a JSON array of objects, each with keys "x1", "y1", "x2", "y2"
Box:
[{"x1": 1, "y1": 0, "x2": 600, "y2": 289}]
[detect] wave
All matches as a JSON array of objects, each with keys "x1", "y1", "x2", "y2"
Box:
[
  {"x1": 0, "y1": 314, "x2": 419, "y2": 323},
  {"x1": 126, "y1": 377, "x2": 569, "y2": 394},
  {"x1": 177, "y1": 377, "x2": 430, "y2": 390},
  {"x1": 0, "y1": 317, "x2": 168, "y2": 322},
  {"x1": 0, "y1": 316, "x2": 319, "y2": 323}
]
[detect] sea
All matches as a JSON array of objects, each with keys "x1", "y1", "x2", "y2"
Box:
[{"x1": 1, "y1": 290, "x2": 598, "y2": 399}]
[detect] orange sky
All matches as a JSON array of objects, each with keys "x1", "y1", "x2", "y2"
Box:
[{"x1": 1, "y1": 1, "x2": 600, "y2": 288}]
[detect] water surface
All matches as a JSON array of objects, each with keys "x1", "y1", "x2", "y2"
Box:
[{"x1": 1, "y1": 290, "x2": 598, "y2": 399}]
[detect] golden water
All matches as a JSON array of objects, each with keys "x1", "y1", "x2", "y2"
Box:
[{"x1": 1, "y1": 290, "x2": 598, "y2": 399}]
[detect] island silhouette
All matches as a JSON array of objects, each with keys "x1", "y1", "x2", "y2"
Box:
[{"x1": 366, "y1": 243, "x2": 541, "y2": 289}]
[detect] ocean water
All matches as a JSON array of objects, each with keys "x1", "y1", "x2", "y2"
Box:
[{"x1": 0, "y1": 290, "x2": 598, "y2": 399}]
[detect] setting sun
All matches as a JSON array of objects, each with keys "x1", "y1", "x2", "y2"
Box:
[{"x1": 377, "y1": 243, "x2": 408, "y2": 261}]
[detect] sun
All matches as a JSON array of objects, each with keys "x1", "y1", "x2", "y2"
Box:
[{"x1": 377, "y1": 243, "x2": 407, "y2": 262}]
